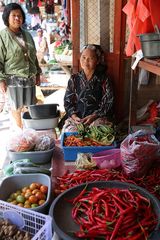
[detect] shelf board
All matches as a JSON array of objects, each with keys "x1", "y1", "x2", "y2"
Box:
[{"x1": 138, "y1": 58, "x2": 160, "y2": 76}]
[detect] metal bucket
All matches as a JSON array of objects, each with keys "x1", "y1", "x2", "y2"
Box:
[{"x1": 139, "y1": 33, "x2": 160, "y2": 58}]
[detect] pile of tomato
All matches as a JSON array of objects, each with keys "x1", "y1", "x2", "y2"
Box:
[{"x1": 6, "y1": 182, "x2": 48, "y2": 208}]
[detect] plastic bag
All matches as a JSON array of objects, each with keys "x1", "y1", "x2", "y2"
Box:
[
  {"x1": 120, "y1": 130, "x2": 160, "y2": 177},
  {"x1": 34, "y1": 135, "x2": 55, "y2": 151},
  {"x1": 75, "y1": 153, "x2": 96, "y2": 170},
  {"x1": 7, "y1": 129, "x2": 38, "y2": 152},
  {"x1": 92, "y1": 149, "x2": 121, "y2": 169}
]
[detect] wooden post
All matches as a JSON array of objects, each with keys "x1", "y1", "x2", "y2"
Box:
[{"x1": 71, "y1": 0, "x2": 80, "y2": 73}]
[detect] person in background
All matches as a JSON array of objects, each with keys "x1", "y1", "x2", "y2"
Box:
[
  {"x1": 34, "y1": 28, "x2": 49, "y2": 64},
  {"x1": 0, "y1": 1, "x2": 5, "y2": 31},
  {"x1": 61, "y1": 44, "x2": 114, "y2": 131},
  {"x1": 0, "y1": 3, "x2": 42, "y2": 128},
  {"x1": 0, "y1": 2, "x2": 5, "y2": 112}
]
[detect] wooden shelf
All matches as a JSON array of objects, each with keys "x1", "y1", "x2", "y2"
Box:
[
  {"x1": 129, "y1": 58, "x2": 160, "y2": 129},
  {"x1": 138, "y1": 58, "x2": 160, "y2": 76}
]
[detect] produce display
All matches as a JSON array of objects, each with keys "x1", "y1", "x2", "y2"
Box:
[
  {"x1": 69, "y1": 186, "x2": 157, "y2": 239},
  {"x1": 6, "y1": 182, "x2": 48, "y2": 209},
  {"x1": 54, "y1": 42, "x2": 72, "y2": 55},
  {"x1": 54, "y1": 168, "x2": 160, "y2": 201},
  {"x1": 64, "y1": 124, "x2": 115, "y2": 146},
  {"x1": 0, "y1": 219, "x2": 31, "y2": 240}
]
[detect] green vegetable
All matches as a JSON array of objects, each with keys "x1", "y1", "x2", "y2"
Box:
[
  {"x1": 13, "y1": 166, "x2": 51, "y2": 175},
  {"x1": 3, "y1": 159, "x2": 31, "y2": 176},
  {"x1": 16, "y1": 195, "x2": 25, "y2": 203},
  {"x1": 13, "y1": 161, "x2": 38, "y2": 168},
  {"x1": 77, "y1": 124, "x2": 115, "y2": 145}
]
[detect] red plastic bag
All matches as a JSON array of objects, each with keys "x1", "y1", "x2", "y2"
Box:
[{"x1": 120, "y1": 130, "x2": 160, "y2": 177}]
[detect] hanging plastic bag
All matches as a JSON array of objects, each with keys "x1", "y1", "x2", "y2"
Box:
[{"x1": 120, "y1": 130, "x2": 160, "y2": 177}]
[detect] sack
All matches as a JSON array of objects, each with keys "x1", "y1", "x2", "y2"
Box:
[{"x1": 120, "y1": 130, "x2": 160, "y2": 177}]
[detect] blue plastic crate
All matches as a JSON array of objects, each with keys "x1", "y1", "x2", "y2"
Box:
[{"x1": 61, "y1": 132, "x2": 116, "y2": 161}]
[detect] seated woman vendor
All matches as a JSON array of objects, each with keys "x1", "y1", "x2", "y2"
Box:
[{"x1": 62, "y1": 44, "x2": 114, "y2": 132}]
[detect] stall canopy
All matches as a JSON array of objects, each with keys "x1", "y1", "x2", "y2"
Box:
[{"x1": 123, "y1": 0, "x2": 160, "y2": 56}]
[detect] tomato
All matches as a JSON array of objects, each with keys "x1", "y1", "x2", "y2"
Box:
[
  {"x1": 24, "y1": 204, "x2": 31, "y2": 208},
  {"x1": 31, "y1": 203, "x2": 39, "y2": 208},
  {"x1": 35, "y1": 183, "x2": 42, "y2": 189},
  {"x1": 29, "y1": 183, "x2": 38, "y2": 191},
  {"x1": 16, "y1": 195, "x2": 25, "y2": 203},
  {"x1": 32, "y1": 189, "x2": 39, "y2": 195},
  {"x1": 39, "y1": 199, "x2": 45, "y2": 206},
  {"x1": 26, "y1": 189, "x2": 32, "y2": 194},
  {"x1": 17, "y1": 203, "x2": 24, "y2": 207},
  {"x1": 35, "y1": 191, "x2": 46, "y2": 200},
  {"x1": 16, "y1": 190, "x2": 22, "y2": 195},
  {"x1": 24, "y1": 191, "x2": 32, "y2": 199},
  {"x1": 22, "y1": 186, "x2": 29, "y2": 193},
  {"x1": 10, "y1": 193, "x2": 18, "y2": 200},
  {"x1": 24, "y1": 200, "x2": 30, "y2": 206},
  {"x1": 40, "y1": 185, "x2": 48, "y2": 194},
  {"x1": 28, "y1": 195, "x2": 38, "y2": 204},
  {"x1": 11, "y1": 200, "x2": 17, "y2": 205}
]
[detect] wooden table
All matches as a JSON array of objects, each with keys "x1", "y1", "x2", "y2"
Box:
[{"x1": 56, "y1": 60, "x2": 72, "y2": 77}]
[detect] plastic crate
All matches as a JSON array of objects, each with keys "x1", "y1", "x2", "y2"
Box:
[
  {"x1": 0, "y1": 200, "x2": 52, "y2": 240},
  {"x1": 61, "y1": 132, "x2": 117, "y2": 161}
]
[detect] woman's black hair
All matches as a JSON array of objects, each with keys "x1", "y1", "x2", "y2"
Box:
[{"x1": 2, "y1": 3, "x2": 25, "y2": 26}]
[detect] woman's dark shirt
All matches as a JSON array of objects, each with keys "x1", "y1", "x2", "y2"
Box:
[{"x1": 64, "y1": 68, "x2": 114, "y2": 119}]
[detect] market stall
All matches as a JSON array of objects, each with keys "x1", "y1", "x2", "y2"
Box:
[{"x1": 1, "y1": 1, "x2": 160, "y2": 239}]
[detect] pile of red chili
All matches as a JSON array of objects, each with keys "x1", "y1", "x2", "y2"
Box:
[
  {"x1": 54, "y1": 167, "x2": 160, "y2": 201},
  {"x1": 69, "y1": 186, "x2": 157, "y2": 239}
]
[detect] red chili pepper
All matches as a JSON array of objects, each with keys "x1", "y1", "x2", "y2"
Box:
[
  {"x1": 110, "y1": 214, "x2": 124, "y2": 240},
  {"x1": 72, "y1": 184, "x2": 88, "y2": 204}
]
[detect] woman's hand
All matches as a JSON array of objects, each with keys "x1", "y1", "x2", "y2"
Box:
[
  {"x1": 81, "y1": 113, "x2": 97, "y2": 125},
  {"x1": 0, "y1": 80, "x2": 7, "y2": 93},
  {"x1": 71, "y1": 114, "x2": 82, "y2": 124}
]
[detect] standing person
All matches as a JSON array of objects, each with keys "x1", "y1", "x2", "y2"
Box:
[
  {"x1": 61, "y1": 44, "x2": 114, "y2": 132},
  {"x1": 34, "y1": 28, "x2": 49, "y2": 64},
  {"x1": 0, "y1": 3, "x2": 42, "y2": 128},
  {"x1": 0, "y1": 1, "x2": 5, "y2": 30}
]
